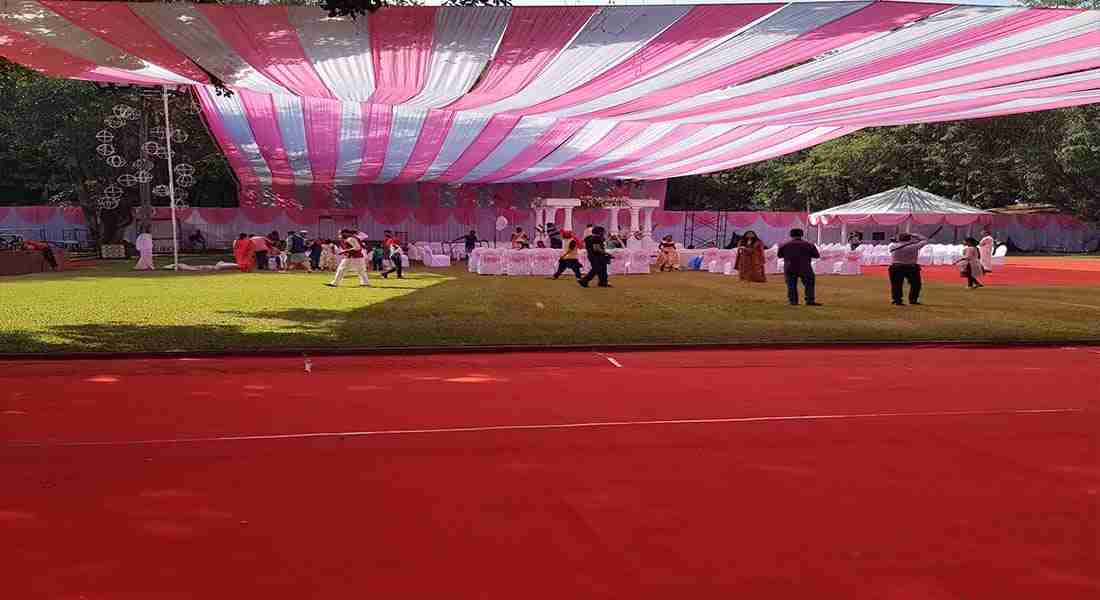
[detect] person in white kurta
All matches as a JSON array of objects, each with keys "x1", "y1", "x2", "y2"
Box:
[
  {"x1": 325, "y1": 230, "x2": 370, "y2": 287},
  {"x1": 978, "y1": 231, "x2": 995, "y2": 273},
  {"x1": 134, "y1": 231, "x2": 155, "y2": 270}
]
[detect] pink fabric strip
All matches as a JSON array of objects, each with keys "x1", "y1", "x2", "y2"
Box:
[
  {"x1": 301, "y1": 97, "x2": 341, "y2": 208},
  {"x1": 568, "y1": 124, "x2": 708, "y2": 179},
  {"x1": 639, "y1": 127, "x2": 809, "y2": 178},
  {"x1": 198, "y1": 5, "x2": 334, "y2": 98},
  {"x1": 357, "y1": 103, "x2": 395, "y2": 183},
  {"x1": 391, "y1": 109, "x2": 456, "y2": 183},
  {"x1": 368, "y1": 7, "x2": 437, "y2": 105},
  {"x1": 660, "y1": 127, "x2": 857, "y2": 178},
  {"x1": 720, "y1": 31, "x2": 1100, "y2": 125},
  {"x1": 592, "y1": 2, "x2": 948, "y2": 120},
  {"x1": 479, "y1": 119, "x2": 588, "y2": 183},
  {"x1": 41, "y1": 1, "x2": 209, "y2": 83},
  {"x1": 662, "y1": 6, "x2": 1072, "y2": 122},
  {"x1": 237, "y1": 90, "x2": 298, "y2": 201},
  {"x1": 523, "y1": 4, "x2": 779, "y2": 116},
  {"x1": 526, "y1": 121, "x2": 650, "y2": 181},
  {"x1": 0, "y1": 22, "x2": 163, "y2": 84},
  {"x1": 435, "y1": 114, "x2": 523, "y2": 182},
  {"x1": 195, "y1": 87, "x2": 262, "y2": 203},
  {"x1": 446, "y1": 7, "x2": 596, "y2": 111},
  {"x1": 622, "y1": 125, "x2": 770, "y2": 176}
]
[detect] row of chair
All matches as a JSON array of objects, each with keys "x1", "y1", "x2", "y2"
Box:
[{"x1": 468, "y1": 248, "x2": 653, "y2": 276}]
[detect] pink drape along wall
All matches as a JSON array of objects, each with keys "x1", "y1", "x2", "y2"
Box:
[
  {"x1": 368, "y1": 7, "x2": 437, "y2": 105},
  {"x1": 195, "y1": 88, "x2": 263, "y2": 203},
  {"x1": 302, "y1": 97, "x2": 341, "y2": 208},
  {"x1": 446, "y1": 7, "x2": 596, "y2": 111},
  {"x1": 522, "y1": 4, "x2": 779, "y2": 116},
  {"x1": 198, "y1": 5, "x2": 334, "y2": 98},
  {"x1": 42, "y1": 1, "x2": 210, "y2": 83}
]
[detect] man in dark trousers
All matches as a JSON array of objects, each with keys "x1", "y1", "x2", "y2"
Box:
[
  {"x1": 777, "y1": 228, "x2": 821, "y2": 306},
  {"x1": 579, "y1": 226, "x2": 612, "y2": 288},
  {"x1": 888, "y1": 226, "x2": 941, "y2": 305}
]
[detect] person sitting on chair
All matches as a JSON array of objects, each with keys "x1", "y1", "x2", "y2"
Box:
[{"x1": 188, "y1": 229, "x2": 207, "y2": 251}]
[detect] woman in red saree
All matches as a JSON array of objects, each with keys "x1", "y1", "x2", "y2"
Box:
[
  {"x1": 735, "y1": 230, "x2": 766, "y2": 282},
  {"x1": 233, "y1": 233, "x2": 256, "y2": 272}
]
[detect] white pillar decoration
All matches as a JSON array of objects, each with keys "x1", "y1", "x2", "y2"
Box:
[
  {"x1": 817, "y1": 225, "x2": 823, "y2": 244},
  {"x1": 840, "y1": 222, "x2": 848, "y2": 243},
  {"x1": 643, "y1": 208, "x2": 654, "y2": 240},
  {"x1": 629, "y1": 207, "x2": 640, "y2": 235},
  {"x1": 609, "y1": 207, "x2": 619, "y2": 233},
  {"x1": 564, "y1": 207, "x2": 574, "y2": 232}
]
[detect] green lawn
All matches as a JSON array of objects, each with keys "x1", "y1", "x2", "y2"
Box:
[{"x1": 1, "y1": 255, "x2": 1098, "y2": 354}]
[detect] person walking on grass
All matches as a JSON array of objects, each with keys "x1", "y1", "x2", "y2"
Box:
[
  {"x1": 381, "y1": 231, "x2": 404, "y2": 279},
  {"x1": 285, "y1": 230, "x2": 312, "y2": 272},
  {"x1": 552, "y1": 235, "x2": 583, "y2": 280},
  {"x1": 249, "y1": 233, "x2": 272, "y2": 271},
  {"x1": 979, "y1": 229, "x2": 996, "y2": 273},
  {"x1": 956, "y1": 237, "x2": 985, "y2": 289},
  {"x1": 325, "y1": 229, "x2": 370, "y2": 288},
  {"x1": 777, "y1": 228, "x2": 820, "y2": 306},
  {"x1": 888, "y1": 226, "x2": 941, "y2": 306},
  {"x1": 579, "y1": 226, "x2": 612, "y2": 288}
]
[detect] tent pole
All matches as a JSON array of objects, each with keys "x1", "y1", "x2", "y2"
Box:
[
  {"x1": 163, "y1": 85, "x2": 179, "y2": 272},
  {"x1": 840, "y1": 222, "x2": 847, "y2": 244}
]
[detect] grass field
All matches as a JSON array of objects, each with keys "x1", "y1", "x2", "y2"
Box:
[{"x1": 1, "y1": 255, "x2": 1098, "y2": 353}]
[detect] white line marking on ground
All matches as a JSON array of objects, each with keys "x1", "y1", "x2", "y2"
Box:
[{"x1": 7, "y1": 408, "x2": 1085, "y2": 448}]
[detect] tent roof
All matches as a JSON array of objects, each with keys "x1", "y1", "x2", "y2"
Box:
[
  {"x1": 1, "y1": 2, "x2": 1098, "y2": 200},
  {"x1": 809, "y1": 186, "x2": 992, "y2": 226}
]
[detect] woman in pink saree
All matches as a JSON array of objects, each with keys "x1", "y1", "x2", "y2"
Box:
[{"x1": 233, "y1": 233, "x2": 256, "y2": 272}]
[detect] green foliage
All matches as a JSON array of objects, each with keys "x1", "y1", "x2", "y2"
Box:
[{"x1": 669, "y1": 106, "x2": 1100, "y2": 220}]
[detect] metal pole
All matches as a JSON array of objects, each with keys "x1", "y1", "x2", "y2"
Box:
[{"x1": 162, "y1": 85, "x2": 179, "y2": 272}]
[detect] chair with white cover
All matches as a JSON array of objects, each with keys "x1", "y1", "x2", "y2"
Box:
[
  {"x1": 918, "y1": 245, "x2": 934, "y2": 265},
  {"x1": 477, "y1": 250, "x2": 503, "y2": 275},
  {"x1": 992, "y1": 244, "x2": 1008, "y2": 267},
  {"x1": 627, "y1": 248, "x2": 651, "y2": 274},
  {"x1": 702, "y1": 248, "x2": 722, "y2": 273},
  {"x1": 839, "y1": 248, "x2": 863, "y2": 275},
  {"x1": 424, "y1": 250, "x2": 450, "y2": 268},
  {"x1": 764, "y1": 246, "x2": 780, "y2": 274},
  {"x1": 468, "y1": 247, "x2": 483, "y2": 272},
  {"x1": 531, "y1": 249, "x2": 558, "y2": 276},
  {"x1": 716, "y1": 249, "x2": 737, "y2": 275},
  {"x1": 608, "y1": 249, "x2": 628, "y2": 275},
  {"x1": 504, "y1": 250, "x2": 532, "y2": 276}
]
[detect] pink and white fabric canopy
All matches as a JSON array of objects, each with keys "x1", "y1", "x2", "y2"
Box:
[
  {"x1": 2, "y1": 1, "x2": 1099, "y2": 201},
  {"x1": 809, "y1": 185, "x2": 993, "y2": 226}
]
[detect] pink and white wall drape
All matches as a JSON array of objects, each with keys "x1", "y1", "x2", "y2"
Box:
[{"x1": 2, "y1": 2, "x2": 1098, "y2": 203}]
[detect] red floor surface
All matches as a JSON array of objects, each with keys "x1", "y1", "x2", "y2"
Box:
[
  {"x1": 3, "y1": 347, "x2": 1099, "y2": 599},
  {"x1": 865, "y1": 257, "x2": 1100, "y2": 287}
]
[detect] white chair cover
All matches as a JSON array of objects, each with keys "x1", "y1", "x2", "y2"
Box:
[
  {"x1": 608, "y1": 249, "x2": 628, "y2": 275},
  {"x1": 627, "y1": 248, "x2": 651, "y2": 274},
  {"x1": 531, "y1": 249, "x2": 558, "y2": 276},
  {"x1": 992, "y1": 245, "x2": 1008, "y2": 266},
  {"x1": 702, "y1": 248, "x2": 722, "y2": 273},
  {"x1": 477, "y1": 250, "x2": 503, "y2": 275},
  {"x1": 504, "y1": 250, "x2": 531, "y2": 276},
  {"x1": 764, "y1": 246, "x2": 781, "y2": 274},
  {"x1": 468, "y1": 247, "x2": 483, "y2": 272}
]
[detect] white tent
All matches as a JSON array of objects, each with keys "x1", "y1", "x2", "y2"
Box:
[{"x1": 809, "y1": 186, "x2": 993, "y2": 240}]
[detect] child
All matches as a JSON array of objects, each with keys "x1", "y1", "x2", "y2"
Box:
[{"x1": 371, "y1": 243, "x2": 384, "y2": 271}]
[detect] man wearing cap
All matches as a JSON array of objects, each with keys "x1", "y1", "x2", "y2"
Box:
[{"x1": 285, "y1": 229, "x2": 312, "y2": 272}]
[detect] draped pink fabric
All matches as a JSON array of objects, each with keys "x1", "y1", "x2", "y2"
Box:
[
  {"x1": 195, "y1": 88, "x2": 263, "y2": 202},
  {"x1": 1056, "y1": 215, "x2": 1083, "y2": 229},
  {"x1": 454, "y1": 185, "x2": 479, "y2": 226},
  {"x1": 483, "y1": 119, "x2": 588, "y2": 182},
  {"x1": 240, "y1": 206, "x2": 282, "y2": 225},
  {"x1": 42, "y1": 1, "x2": 209, "y2": 83},
  {"x1": 357, "y1": 103, "x2": 394, "y2": 183},
  {"x1": 151, "y1": 206, "x2": 193, "y2": 223},
  {"x1": 195, "y1": 208, "x2": 237, "y2": 226},
  {"x1": 1017, "y1": 214, "x2": 1052, "y2": 230},
  {"x1": 626, "y1": 126, "x2": 771, "y2": 176},
  {"x1": 392, "y1": 110, "x2": 455, "y2": 183},
  {"x1": 302, "y1": 97, "x2": 341, "y2": 208},
  {"x1": 238, "y1": 90, "x2": 298, "y2": 201},
  {"x1": 594, "y1": 2, "x2": 948, "y2": 120},
  {"x1": 570, "y1": 124, "x2": 708, "y2": 180},
  {"x1": 368, "y1": 7, "x2": 437, "y2": 105},
  {"x1": 436, "y1": 114, "x2": 522, "y2": 182},
  {"x1": 652, "y1": 209, "x2": 684, "y2": 227},
  {"x1": 376, "y1": 185, "x2": 410, "y2": 225},
  {"x1": 530, "y1": 122, "x2": 650, "y2": 182},
  {"x1": 62, "y1": 207, "x2": 85, "y2": 225},
  {"x1": 0, "y1": 23, "x2": 149, "y2": 83},
  {"x1": 414, "y1": 183, "x2": 447, "y2": 226},
  {"x1": 446, "y1": 7, "x2": 595, "y2": 111},
  {"x1": 524, "y1": 4, "x2": 779, "y2": 116},
  {"x1": 653, "y1": 127, "x2": 817, "y2": 179},
  {"x1": 727, "y1": 212, "x2": 760, "y2": 228},
  {"x1": 0, "y1": 207, "x2": 11, "y2": 223},
  {"x1": 16, "y1": 207, "x2": 53, "y2": 224},
  {"x1": 200, "y1": 5, "x2": 333, "y2": 98},
  {"x1": 283, "y1": 207, "x2": 319, "y2": 225},
  {"x1": 758, "y1": 212, "x2": 803, "y2": 228}
]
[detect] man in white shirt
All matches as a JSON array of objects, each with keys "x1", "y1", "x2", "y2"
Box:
[
  {"x1": 888, "y1": 226, "x2": 941, "y2": 306},
  {"x1": 134, "y1": 228, "x2": 155, "y2": 270},
  {"x1": 325, "y1": 229, "x2": 370, "y2": 288},
  {"x1": 978, "y1": 230, "x2": 995, "y2": 273}
]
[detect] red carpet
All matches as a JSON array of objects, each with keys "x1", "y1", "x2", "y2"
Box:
[
  {"x1": 866, "y1": 257, "x2": 1100, "y2": 286},
  {"x1": 2, "y1": 347, "x2": 1098, "y2": 599}
]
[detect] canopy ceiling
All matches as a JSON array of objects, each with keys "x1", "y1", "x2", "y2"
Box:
[
  {"x1": 2, "y1": 1, "x2": 1098, "y2": 203},
  {"x1": 809, "y1": 185, "x2": 994, "y2": 225}
]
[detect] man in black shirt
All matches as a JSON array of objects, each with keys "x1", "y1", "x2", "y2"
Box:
[
  {"x1": 579, "y1": 226, "x2": 612, "y2": 288},
  {"x1": 545, "y1": 222, "x2": 562, "y2": 249},
  {"x1": 777, "y1": 228, "x2": 821, "y2": 306},
  {"x1": 454, "y1": 230, "x2": 478, "y2": 258}
]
